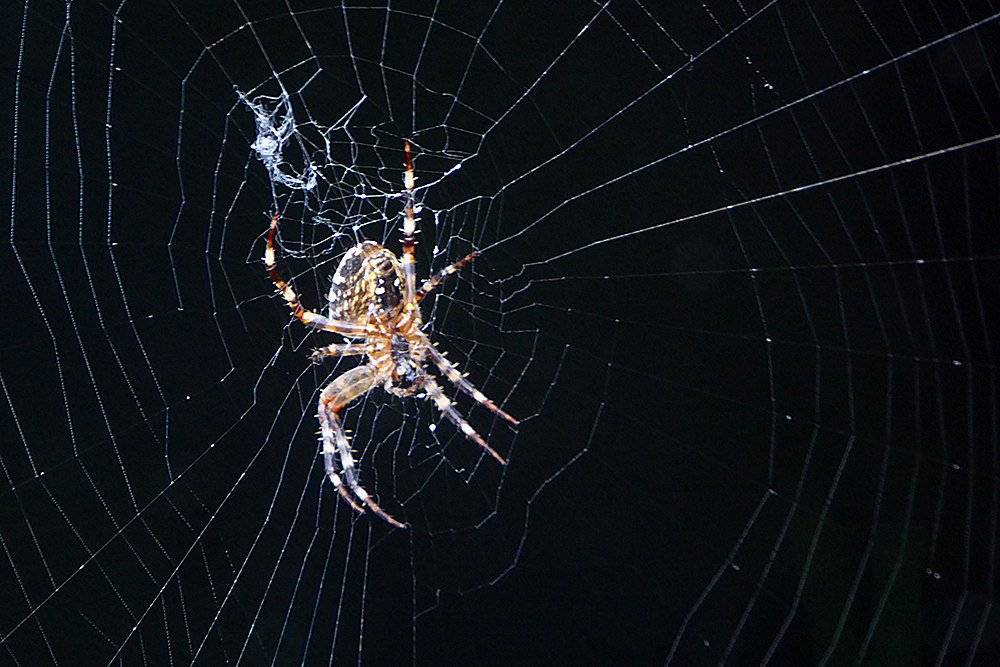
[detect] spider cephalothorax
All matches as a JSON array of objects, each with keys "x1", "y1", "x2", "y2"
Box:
[{"x1": 264, "y1": 143, "x2": 517, "y2": 528}]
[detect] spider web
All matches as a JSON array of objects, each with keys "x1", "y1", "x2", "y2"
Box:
[{"x1": 2, "y1": 1, "x2": 999, "y2": 665}]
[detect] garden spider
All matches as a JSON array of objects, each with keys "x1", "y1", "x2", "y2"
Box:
[{"x1": 264, "y1": 142, "x2": 518, "y2": 528}]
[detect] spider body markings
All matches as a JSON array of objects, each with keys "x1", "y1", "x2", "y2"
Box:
[{"x1": 264, "y1": 143, "x2": 517, "y2": 528}]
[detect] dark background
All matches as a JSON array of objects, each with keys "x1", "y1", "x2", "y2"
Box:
[{"x1": 2, "y1": 1, "x2": 998, "y2": 665}]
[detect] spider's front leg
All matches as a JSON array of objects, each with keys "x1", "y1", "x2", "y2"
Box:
[{"x1": 318, "y1": 365, "x2": 407, "y2": 528}]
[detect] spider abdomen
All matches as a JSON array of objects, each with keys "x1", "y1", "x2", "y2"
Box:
[{"x1": 327, "y1": 241, "x2": 405, "y2": 324}]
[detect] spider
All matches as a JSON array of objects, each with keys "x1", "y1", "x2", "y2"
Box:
[{"x1": 264, "y1": 142, "x2": 518, "y2": 528}]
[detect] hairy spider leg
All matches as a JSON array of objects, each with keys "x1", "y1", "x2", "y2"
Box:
[
  {"x1": 426, "y1": 345, "x2": 518, "y2": 425},
  {"x1": 401, "y1": 143, "x2": 478, "y2": 304},
  {"x1": 415, "y1": 250, "x2": 478, "y2": 302},
  {"x1": 311, "y1": 342, "x2": 367, "y2": 363},
  {"x1": 421, "y1": 375, "x2": 506, "y2": 464},
  {"x1": 265, "y1": 214, "x2": 368, "y2": 337},
  {"x1": 401, "y1": 142, "x2": 419, "y2": 304},
  {"x1": 318, "y1": 365, "x2": 407, "y2": 528}
]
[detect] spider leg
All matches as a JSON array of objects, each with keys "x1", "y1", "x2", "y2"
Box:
[
  {"x1": 318, "y1": 365, "x2": 407, "y2": 528},
  {"x1": 422, "y1": 376, "x2": 506, "y2": 464},
  {"x1": 311, "y1": 343, "x2": 366, "y2": 363},
  {"x1": 265, "y1": 215, "x2": 368, "y2": 337},
  {"x1": 415, "y1": 250, "x2": 477, "y2": 302},
  {"x1": 401, "y1": 142, "x2": 418, "y2": 303},
  {"x1": 426, "y1": 344, "x2": 518, "y2": 425}
]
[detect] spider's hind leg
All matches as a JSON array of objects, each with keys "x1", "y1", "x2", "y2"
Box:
[
  {"x1": 264, "y1": 215, "x2": 368, "y2": 337},
  {"x1": 415, "y1": 250, "x2": 477, "y2": 302}
]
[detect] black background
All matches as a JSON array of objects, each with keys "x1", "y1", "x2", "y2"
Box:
[{"x1": 2, "y1": 1, "x2": 999, "y2": 665}]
